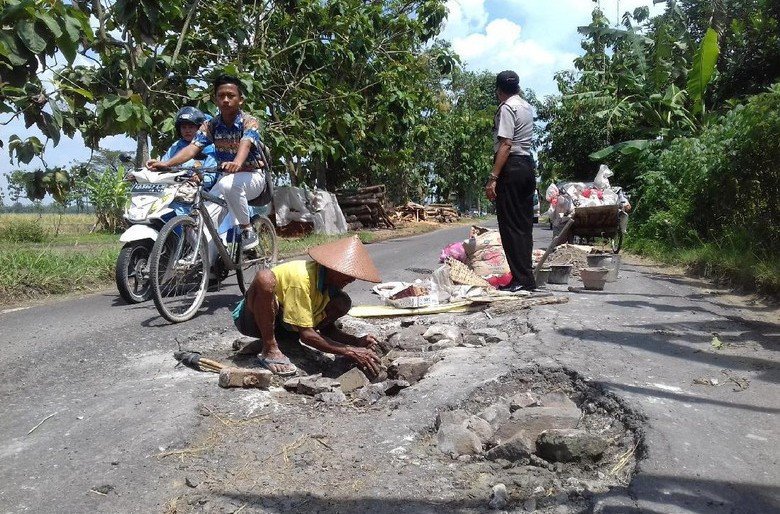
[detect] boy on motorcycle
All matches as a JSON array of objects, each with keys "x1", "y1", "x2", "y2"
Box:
[
  {"x1": 164, "y1": 106, "x2": 218, "y2": 190},
  {"x1": 147, "y1": 75, "x2": 267, "y2": 250}
]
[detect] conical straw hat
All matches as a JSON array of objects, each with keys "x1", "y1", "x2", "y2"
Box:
[{"x1": 308, "y1": 235, "x2": 382, "y2": 283}]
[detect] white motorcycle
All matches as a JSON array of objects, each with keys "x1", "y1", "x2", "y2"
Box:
[{"x1": 115, "y1": 168, "x2": 191, "y2": 303}]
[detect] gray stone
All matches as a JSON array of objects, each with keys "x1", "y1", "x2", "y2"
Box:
[
  {"x1": 436, "y1": 409, "x2": 470, "y2": 429},
  {"x1": 297, "y1": 376, "x2": 340, "y2": 396},
  {"x1": 382, "y1": 379, "x2": 410, "y2": 396},
  {"x1": 422, "y1": 324, "x2": 463, "y2": 344},
  {"x1": 466, "y1": 415, "x2": 495, "y2": 446},
  {"x1": 489, "y1": 483, "x2": 508, "y2": 510},
  {"x1": 538, "y1": 391, "x2": 578, "y2": 410},
  {"x1": 314, "y1": 389, "x2": 348, "y2": 406},
  {"x1": 355, "y1": 383, "x2": 385, "y2": 405},
  {"x1": 462, "y1": 334, "x2": 487, "y2": 347},
  {"x1": 429, "y1": 339, "x2": 458, "y2": 351},
  {"x1": 522, "y1": 499, "x2": 536, "y2": 512},
  {"x1": 509, "y1": 392, "x2": 539, "y2": 411},
  {"x1": 336, "y1": 316, "x2": 378, "y2": 336},
  {"x1": 478, "y1": 401, "x2": 511, "y2": 430},
  {"x1": 437, "y1": 424, "x2": 482, "y2": 458},
  {"x1": 469, "y1": 327, "x2": 508, "y2": 344},
  {"x1": 283, "y1": 376, "x2": 304, "y2": 392},
  {"x1": 496, "y1": 404, "x2": 582, "y2": 443},
  {"x1": 387, "y1": 326, "x2": 428, "y2": 350},
  {"x1": 486, "y1": 431, "x2": 535, "y2": 461},
  {"x1": 536, "y1": 429, "x2": 608, "y2": 462},
  {"x1": 336, "y1": 368, "x2": 370, "y2": 394},
  {"x1": 388, "y1": 356, "x2": 432, "y2": 384}
]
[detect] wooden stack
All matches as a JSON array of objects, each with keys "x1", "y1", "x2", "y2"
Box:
[
  {"x1": 393, "y1": 202, "x2": 460, "y2": 223},
  {"x1": 337, "y1": 185, "x2": 395, "y2": 230}
]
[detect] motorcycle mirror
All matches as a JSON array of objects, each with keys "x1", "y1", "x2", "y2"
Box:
[{"x1": 119, "y1": 153, "x2": 133, "y2": 163}]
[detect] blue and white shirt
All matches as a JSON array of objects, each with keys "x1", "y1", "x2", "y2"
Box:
[{"x1": 192, "y1": 111, "x2": 264, "y2": 172}]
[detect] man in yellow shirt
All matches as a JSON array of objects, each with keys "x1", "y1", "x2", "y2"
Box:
[{"x1": 232, "y1": 236, "x2": 383, "y2": 376}]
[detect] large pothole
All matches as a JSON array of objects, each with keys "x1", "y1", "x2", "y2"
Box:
[{"x1": 420, "y1": 366, "x2": 645, "y2": 512}]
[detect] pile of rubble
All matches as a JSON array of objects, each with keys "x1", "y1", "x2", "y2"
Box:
[
  {"x1": 543, "y1": 244, "x2": 590, "y2": 277},
  {"x1": 277, "y1": 322, "x2": 507, "y2": 405},
  {"x1": 393, "y1": 202, "x2": 460, "y2": 223}
]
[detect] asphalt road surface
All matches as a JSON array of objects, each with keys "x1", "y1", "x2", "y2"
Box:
[{"x1": 1, "y1": 222, "x2": 777, "y2": 512}]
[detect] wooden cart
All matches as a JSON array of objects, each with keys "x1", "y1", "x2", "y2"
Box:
[{"x1": 535, "y1": 205, "x2": 627, "y2": 281}]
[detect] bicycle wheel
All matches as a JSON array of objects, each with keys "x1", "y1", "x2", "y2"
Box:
[
  {"x1": 150, "y1": 215, "x2": 209, "y2": 323},
  {"x1": 237, "y1": 215, "x2": 278, "y2": 294}
]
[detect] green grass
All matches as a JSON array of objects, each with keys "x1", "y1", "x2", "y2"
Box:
[
  {"x1": 0, "y1": 244, "x2": 119, "y2": 301},
  {"x1": 626, "y1": 232, "x2": 780, "y2": 297}
]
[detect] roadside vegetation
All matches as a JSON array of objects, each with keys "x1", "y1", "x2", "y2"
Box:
[
  {"x1": 1, "y1": 1, "x2": 778, "y2": 298},
  {"x1": 534, "y1": 1, "x2": 780, "y2": 296}
]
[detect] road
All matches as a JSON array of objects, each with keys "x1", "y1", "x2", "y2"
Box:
[{"x1": 0, "y1": 222, "x2": 777, "y2": 513}]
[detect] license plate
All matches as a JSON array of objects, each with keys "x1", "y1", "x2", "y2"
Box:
[{"x1": 131, "y1": 183, "x2": 166, "y2": 193}]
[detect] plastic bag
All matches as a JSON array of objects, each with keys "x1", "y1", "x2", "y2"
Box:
[
  {"x1": 545, "y1": 183, "x2": 560, "y2": 202},
  {"x1": 594, "y1": 164, "x2": 614, "y2": 189},
  {"x1": 439, "y1": 241, "x2": 467, "y2": 263}
]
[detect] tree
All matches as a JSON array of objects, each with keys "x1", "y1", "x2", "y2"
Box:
[{"x1": 0, "y1": 0, "x2": 93, "y2": 164}]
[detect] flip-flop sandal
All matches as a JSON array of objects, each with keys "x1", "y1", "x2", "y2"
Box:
[{"x1": 257, "y1": 356, "x2": 298, "y2": 377}]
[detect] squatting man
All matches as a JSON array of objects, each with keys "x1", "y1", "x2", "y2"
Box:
[{"x1": 232, "y1": 236, "x2": 384, "y2": 377}]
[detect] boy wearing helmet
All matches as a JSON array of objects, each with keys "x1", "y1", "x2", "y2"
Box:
[{"x1": 163, "y1": 107, "x2": 218, "y2": 190}]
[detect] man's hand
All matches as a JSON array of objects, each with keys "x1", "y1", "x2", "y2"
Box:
[
  {"x1": 357, "y1": 334, "x2": 380, "y2": 352},
  {"x1": 486, "y1": 180, "x2": 497, "y2": 201},
  {"x1": 343, "y1": 347, "x2": 381, "y2": 376},
  {"x1": 146, "y1": 159, "x2": 166, "y2": 170},
  {"x1": 220, "y1": 161, "x2": 242, "y2": 173}
]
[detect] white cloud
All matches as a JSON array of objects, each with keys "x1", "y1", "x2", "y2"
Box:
[{"x1": 441, "y1": 0, "x2": 666, "y2": 95}]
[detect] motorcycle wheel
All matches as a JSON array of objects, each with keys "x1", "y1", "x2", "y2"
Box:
[
  {"x1": 237, "y1": 215, "x2": 278, "y2": 295},
  {"x1": 115, "y1": 241, "x2": 153, "y2": 303},
  {"x1": 150, "y1": 215, "x2": 209, "y2": 323}
]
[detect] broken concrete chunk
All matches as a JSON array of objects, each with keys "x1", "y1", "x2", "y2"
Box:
[
  {"x1": 486, "y1": 430, "x2": 535, "y2": 461},
  {"x1": 462, "y1": 334, "x2": 487, "y2": 347},
  {"x1": 355, "y1": 383, "x2": 385, "y2": 405},
  {"x1": 297, "y1": 376, "x2": 340, "y2": 396},
  {"x1": 489, "y1": 483, "x2": 508, "y2": 510},
  {"x1": 466, "y1": 415, "x2": 495, "y2": 446},
  {"x1": 218, "y1": 367, "x2": 273, "y2": 389},
  {"x1": 538, "y1": 391, "x2": 578, "y2": 410},
  {"x1": 314, "y1": 390, "x2": 348, "y2": 406},
  {"x1": 477, "y1": 401, "x2": 511, "y2": 431},
  {"x1": 382, "y1": 380, "x2": 410, "y2": 396},
  {"x1": 469, "y1": 327, "x2": 508, "y2": 344},
  {"x1": 336, "y1": 317, "x2": 378, "y2": 337},
  {"x1": 336, "y1": 368, "x2": 370, "y2": 394},
  {"x1": 422, "y1": 324, "x2": 463, "y2": 344},
  {"x1": 496, "y1": 404, "x2": 582, "y2": 443},
  {"x1": 509, "y1": 391, "x2": 539, "y2": 411},
  {"x1": 387, "y1": 326, "x2": 429, "y2": 350},
  {"x1": 437, "y1": 424, "x2": 483, "y2": 458},
  {"x1": 429, "y1": 339, "x2": 458, "y2": 351},
  {"x1": 388, "y1": 356, "x2": 432, "y2": 384},
  {"x1": 436, "y1": 409, "x2": 470, "y2": 429},
  {"x1": 536, "y1": 429, "x2": 608, "y2": 462},
  {"x1": 283, "y1": 376, "x2": 305, "y2": 391}
]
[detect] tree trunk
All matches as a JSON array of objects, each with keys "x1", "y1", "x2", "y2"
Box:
[{"x1": 134, "y1": 132, "x2": 149, "y2": 169}]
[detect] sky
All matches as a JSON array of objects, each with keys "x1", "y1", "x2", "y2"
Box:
[{"x1": 1, "y1": 0, "x2": 666, "y2": 198}]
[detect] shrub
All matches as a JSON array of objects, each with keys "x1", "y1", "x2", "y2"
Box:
[{"x1": 0, "y1": 220, "x2": 51, "y2": 243}]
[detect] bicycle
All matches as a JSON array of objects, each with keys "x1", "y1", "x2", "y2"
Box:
[{"x1": 148, "y1": 166, "x2": 277, "y2": 323}]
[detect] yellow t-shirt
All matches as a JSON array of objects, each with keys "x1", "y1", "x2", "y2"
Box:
[{"x1": 271, "y1": 260, "x2": 330, "y2": 329}]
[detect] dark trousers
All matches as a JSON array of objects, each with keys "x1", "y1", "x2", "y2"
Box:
[{"x1": 495, "y1": 154, "x2": 536, "y2": 288}]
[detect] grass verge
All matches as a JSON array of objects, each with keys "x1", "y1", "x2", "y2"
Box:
[
  {"x1": 626, "y1": 233, "x2": 780, "y2": 298},
  {"x1": 0, "y1": 219, "x2": 459, "y2": 306}
]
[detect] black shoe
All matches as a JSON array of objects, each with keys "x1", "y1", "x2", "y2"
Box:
[{"x1": 499, "y1": 282, "x2": 536, "y2": 293}]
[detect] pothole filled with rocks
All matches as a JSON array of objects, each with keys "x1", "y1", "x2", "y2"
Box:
[{"x1": 421, "y1": 367, "x2": 645, "y2": 512}]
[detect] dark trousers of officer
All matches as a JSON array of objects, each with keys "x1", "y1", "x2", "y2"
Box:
[{"x1": 495, "y1": 154, "x2": 536, "y2": 288}]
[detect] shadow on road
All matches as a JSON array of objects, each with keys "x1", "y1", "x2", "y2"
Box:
[
  {"x1": 556, "y1": 326, "x2": 779, "y2": 383},
  {"x1": 600, "y1": 381, "x2": 780, "y2": 415}
]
